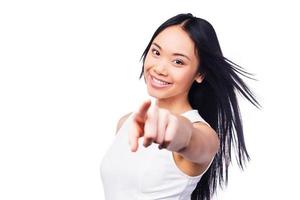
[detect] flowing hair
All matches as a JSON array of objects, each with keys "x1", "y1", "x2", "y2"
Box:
[{"x1": 138, "y1": 13, "x2": 261, "y2": 200}]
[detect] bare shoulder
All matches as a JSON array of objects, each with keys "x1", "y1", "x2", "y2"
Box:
[{"x1": 115, "y1": 112, "x2": 133, "y2": 135}]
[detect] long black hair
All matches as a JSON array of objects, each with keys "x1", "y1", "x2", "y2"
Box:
[{"x1": 138, "y1": 13, "x2": 261, "y2": 200}]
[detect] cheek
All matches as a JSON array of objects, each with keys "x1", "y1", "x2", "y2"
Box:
[
  {"x1": 173, "y1": 72, "x2": 193, "y2": 87},
  {"x1": 143, "y1": 56, "x2": 156, "y2": 72}
]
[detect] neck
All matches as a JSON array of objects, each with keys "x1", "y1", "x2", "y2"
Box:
[{"x1": 154, "y1": 98, "x2": 193, "y2": 115}]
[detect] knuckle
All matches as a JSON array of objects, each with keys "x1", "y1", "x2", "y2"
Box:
[
  {"x1": 156, "y1": 132, "x2": 164, "y2": 143},
  {"x1": 144, "y1": 133, "x2": 155, "y2": 140}
]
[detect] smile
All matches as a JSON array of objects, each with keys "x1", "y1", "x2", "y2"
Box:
[{"x1": 149, "y1": 75, "x2": 172, "y2": 89}]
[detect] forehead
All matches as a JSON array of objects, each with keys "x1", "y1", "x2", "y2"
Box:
[{"x1": 152, "y1": 25, "x2": 196, "y2": 57}]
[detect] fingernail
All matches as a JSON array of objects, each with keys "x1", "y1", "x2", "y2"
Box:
[{"x1": 131, "y1": 147, "x2": 136, "y2": 152}]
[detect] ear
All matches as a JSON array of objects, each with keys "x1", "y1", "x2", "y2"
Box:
[{"x1": 194, "y1": 73, "x2": 204, "y2": 83}]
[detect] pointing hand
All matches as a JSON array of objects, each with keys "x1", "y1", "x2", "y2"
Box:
[{"x1": 128, "y1": 99, "x2": 193, "y2": 152}]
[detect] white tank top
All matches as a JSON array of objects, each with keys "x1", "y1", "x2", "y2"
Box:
[{"x1": 100, "y1": 109, "x2": 214, "y2": 200}]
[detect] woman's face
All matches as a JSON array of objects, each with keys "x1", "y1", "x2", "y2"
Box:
[{"x1": 144, "y1": 25, "x2": 203, "y2": 101}]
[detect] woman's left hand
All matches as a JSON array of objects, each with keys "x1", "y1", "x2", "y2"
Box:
[{"x1": 128, "y1": 99, "x2": 193, "y2": 152}]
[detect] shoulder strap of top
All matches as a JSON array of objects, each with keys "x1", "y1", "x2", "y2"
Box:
[{"x1": 180, "y1": 110, "x2": 211, "y2": 127}]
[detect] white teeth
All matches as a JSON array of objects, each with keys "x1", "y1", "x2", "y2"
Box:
[{"x1": 152, "y1": 77, "x2": 169, "y2": 85}]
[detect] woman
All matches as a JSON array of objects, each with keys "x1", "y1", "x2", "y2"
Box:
[{"x1": 100, "y1": 13, "x2": 260, "y2": 200}]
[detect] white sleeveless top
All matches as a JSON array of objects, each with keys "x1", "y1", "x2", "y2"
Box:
[{"x1": 100, "y1": 109, "x2": 214, "y2": 200}]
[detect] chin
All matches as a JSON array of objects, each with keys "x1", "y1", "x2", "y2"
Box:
[{"x1": 147, "y1": 89, "x2": 170, "y2": 100}]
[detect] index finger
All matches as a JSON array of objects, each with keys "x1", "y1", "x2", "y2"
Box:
[{"x1": 134, "y1": 99, "x2": 152, "y2": 124}]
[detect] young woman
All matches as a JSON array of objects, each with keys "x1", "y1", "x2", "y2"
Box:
[{"x1": 100, "y1": 13, "x2": 260, "y2": 200}]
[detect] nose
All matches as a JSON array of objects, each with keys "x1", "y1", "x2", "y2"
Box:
[{"x1": 153, "y1": 64, "x2": 167, "y2": 76}]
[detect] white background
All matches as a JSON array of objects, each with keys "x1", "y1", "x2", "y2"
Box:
[{"x1": 1, "y1": 0, "x2": 299, "y2": 199}]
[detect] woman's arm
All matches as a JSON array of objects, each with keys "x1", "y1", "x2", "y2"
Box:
[{"x1": 176, "y1": 115, "x2": 220, "y2": 165}]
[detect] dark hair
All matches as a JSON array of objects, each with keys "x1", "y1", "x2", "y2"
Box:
[{"x1": 138, "y1": 13, "x2": 261, "y2": 200}]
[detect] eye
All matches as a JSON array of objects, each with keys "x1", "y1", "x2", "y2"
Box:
[
  {"x1": 151, "y1": 48, "x2": 160, "y2": 56},
  {"x1": 174, "y1": 59, "x2": 184, "y2": 65}
]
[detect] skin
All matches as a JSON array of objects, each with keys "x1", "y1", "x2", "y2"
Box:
[{"x1": 121, "y1": 25, "x2": 220, "y2": 176}]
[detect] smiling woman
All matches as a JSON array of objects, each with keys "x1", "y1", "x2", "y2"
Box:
[
  {"x1": 143, "y1": 25, "x2": 203, "y2": 103},
  {"x1": 100, "y1": 13, "x2": 261, "y2": 200}
]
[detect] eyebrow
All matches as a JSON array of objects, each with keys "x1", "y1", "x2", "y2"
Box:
[{"x1": 152, "y1": 42, "x2": 191, "y2": 61}]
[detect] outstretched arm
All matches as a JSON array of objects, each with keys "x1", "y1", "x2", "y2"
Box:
[
  {"x1": 174, "y1": 115, "x2": 220, "y2": 165},
  {"x1": 128, "y1": 99, "x2": 219, "y2": 165}
]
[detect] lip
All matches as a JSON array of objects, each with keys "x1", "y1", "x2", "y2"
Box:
[
  {"x1": 150, "y1": 74, "x2": 171, "y2": 84},
  {"x1": 148, "y1": 74, "x2": 172, "y2": 89}
]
